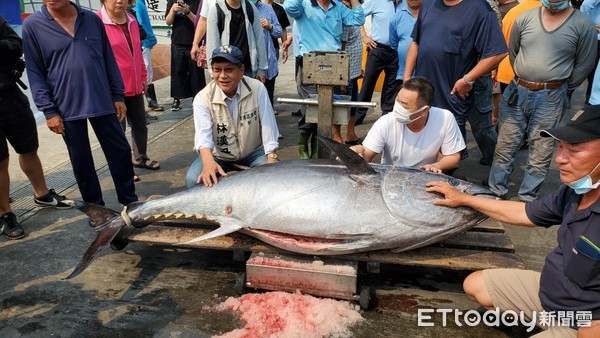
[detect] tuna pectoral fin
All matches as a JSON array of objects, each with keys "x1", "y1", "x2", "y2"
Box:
[
  {"x1": 181, "y1": 221, "x2": 243, "y2": 245},
  {"x1": 316, "y1": 136, "x2": 376, "y2": 175}
]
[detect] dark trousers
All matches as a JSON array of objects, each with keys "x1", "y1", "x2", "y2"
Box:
[
  {"x1": 171, "y1": 44, "x2": 206, "y2": 99},
  {"x1": 356, "y1": 45, "x2": 402, "y2": 123},
  {"x1": 467, "y1": 76, "x2": 497, "y2": 163},
  {"x1": 63, "y1": 114, "x2": 137, "y2": 206},
  {"x1": 122, "y1": 94, "x2": 148, "y2": 162},
  {"x1": 265, "y1": 76, "x2": 276, "y2": 107},
  {"x1": 296, "y1": 59, "x2": 318, "y2": 134}
]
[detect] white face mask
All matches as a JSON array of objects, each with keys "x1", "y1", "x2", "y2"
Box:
[
  {"x1": 393, "y1": 101, "x2": 428, "y2": 124},
  {"x1": 566, "y1": 162, "x2": 600, "y2": 195}
]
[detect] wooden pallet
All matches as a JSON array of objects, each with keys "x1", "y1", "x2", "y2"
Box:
[{"x1": 116, "y1": 218, "x2": 524, "y2": 271}]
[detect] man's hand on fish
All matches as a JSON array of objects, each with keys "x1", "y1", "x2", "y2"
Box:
[
  {"x1": 425, "y1": 181, "x2": 469, "y2": 208},
  {"x1": 419, "y1": 164, "x2": 442, "y2": 174},
  {"x1": 199, "y1": 156, "x2": 227, "y2": 187}
]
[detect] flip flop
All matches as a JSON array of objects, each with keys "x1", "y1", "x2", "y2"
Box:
[
  {"x1": 133, "y1": 175, "x2": 141, "y2": 182},
  {"x1": 134, "y1": 159, "x2": 160, "y2": 170},
  {"x1": 344, "y1": 138, "x2": 362, "y2": 146}
]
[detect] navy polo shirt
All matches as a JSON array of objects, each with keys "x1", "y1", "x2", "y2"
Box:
[
  {"x1": 22, "y1": 2, "x2": 124, "y2": 121},
  {"x1": 525, "y1": 185, "x2": 600, "y2": 321}
]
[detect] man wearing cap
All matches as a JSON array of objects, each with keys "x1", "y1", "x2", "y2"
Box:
[
  {"x1": 426, "y1": 106, "x2": 600, "y2": 337},
  {"x1": 185, "y1": 45, "x2": 279, "y2": 188}
]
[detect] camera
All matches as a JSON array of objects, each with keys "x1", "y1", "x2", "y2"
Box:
[{"x1": 176, "y1": 0, "x2": 186, "y2": 16}]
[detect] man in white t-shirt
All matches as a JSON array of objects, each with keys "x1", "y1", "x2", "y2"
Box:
[{"x1": 351, "y1": 77, "x2": 465, "y2": 174}]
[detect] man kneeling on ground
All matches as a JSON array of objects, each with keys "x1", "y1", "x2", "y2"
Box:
[
  {"x1": 426, "y1": 105, "x2": 600, "y2": 337},
  {"x1": 350, "y1": 77, "x2": 465, "y2": 176},
  {"x1": 185, "y1": 45, "x2": 280, "y2": 188}
]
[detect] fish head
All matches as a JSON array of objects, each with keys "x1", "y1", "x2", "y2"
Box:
[{"x1": 440, "y1": 176, "x2": 497, "y2": 199}]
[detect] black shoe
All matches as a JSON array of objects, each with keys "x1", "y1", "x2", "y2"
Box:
[
  {"x1": 479, "y1": 158, "x2": 492, "y2": 166},
  {"x1": 146, "y1": 112, "x2": 158, "y2": 121},
  {"x1": 0, "y1": 212, "x2": 25, "y2": 240},
  {"x1": 291, "y1": 109, "x2": 302, "y2": 117},
  {"x1": 171, "y1": 99, "x2": 181, "y2": 111},
  {"x1": 34, "y1": 189, "x2": 73, "y2": 209}
]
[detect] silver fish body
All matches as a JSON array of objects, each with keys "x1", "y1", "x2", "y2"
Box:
[
  {"x1": 67, "y1": 138, "x2": 495, "y2": 279},
  {"x1": 127, "y1": 160, "x2": 493, "y2": 255}
]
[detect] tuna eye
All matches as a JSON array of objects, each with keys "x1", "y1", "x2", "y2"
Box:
[{"x1": 448, "y1": 178, "x2": 459, "y2": 187}]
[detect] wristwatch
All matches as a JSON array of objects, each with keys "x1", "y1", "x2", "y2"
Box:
[
  {"x1": 462, "y1": 75, "x2": 475, "y2": 86},
  {"x1": 267, "y1": 153, "x2": 279, "y2": 159}
]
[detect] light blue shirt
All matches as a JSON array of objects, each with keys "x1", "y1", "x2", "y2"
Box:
[
  {"x1": 284, "y1": 0, "x2": 365, "y2": 55},
  {"x1": 133, "y1": 0, "x2": 158, "y2": 49},
  {"x1": 255, "y1": 2, "x2": 282, "y2": 80},
  {"x1": 581, "y1": 0, "x2": 600, "y2": 40},
  {"x1": 361, "y1": 0, "x2": 405, "y2": 45},
  {"x1": 590, "y1": 59, "x2": 600, "y2": 104},
  {"x1": 389, "y1": 6, "x2": 416, "y2": 80}
]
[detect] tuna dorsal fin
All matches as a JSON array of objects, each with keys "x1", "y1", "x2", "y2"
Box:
[{"x1": 317, "y1": 136, "x2": 377, "y2": 175}]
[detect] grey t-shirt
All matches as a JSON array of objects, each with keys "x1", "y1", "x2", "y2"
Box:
[{"x1": 510, "y1": 8, "x2": 596, "y2": 90}]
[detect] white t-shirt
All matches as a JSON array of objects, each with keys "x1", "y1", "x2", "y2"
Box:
[{"x1": 362, "y1": 107, "x2": 465, "y2": 167}]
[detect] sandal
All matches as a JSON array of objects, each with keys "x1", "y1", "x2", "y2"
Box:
[
  {"x1": 133, "y1": 159, "x2": 160, "y2": 170},
  {"x1": 133, "y1": 175, "x2": 141, "y2": 182}
]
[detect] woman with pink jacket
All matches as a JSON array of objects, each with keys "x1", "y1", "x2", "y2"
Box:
[{"x1": 98, "y1": 0, "x2": 160, "y2": 181}]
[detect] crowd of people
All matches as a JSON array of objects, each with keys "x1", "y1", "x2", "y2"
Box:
[{"x1": 1, "y1": 0, "x2": 600, "y2": 335}]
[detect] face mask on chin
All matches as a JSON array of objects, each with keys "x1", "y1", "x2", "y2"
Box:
[
  {"x1": 566, "y1": 162, "x2": 600, "y2": 195},
  {"x1": 393, "y1": 101, "x2": 428, "y2": 124},
  {"x1": 540, "y1": 0, "x2": 570, "y2": 13}
]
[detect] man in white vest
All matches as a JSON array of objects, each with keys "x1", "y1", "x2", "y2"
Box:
[{"x1": 185, "y1": 45, "x2": 280, "y2": 188}]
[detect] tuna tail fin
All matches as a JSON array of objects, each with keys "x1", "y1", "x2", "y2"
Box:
[
  {"x1": 65, "y1": 202, "x2": 125, "y2": 279},
  {"x1": 317, "y1": 136, "x2": 377, "y2": 175}
]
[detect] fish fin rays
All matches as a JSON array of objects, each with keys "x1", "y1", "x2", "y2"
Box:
[
  {"x1": 76, "y1": 201, "x2": 120, "y2": 229},
  {"x1": 316, "y1": 136, "x2": 376, "y2": 176},
  {"x1": 179, "y1": 223, "x2": 243, "y2": 245},
  {"x1": 66, "y1": 203, "x2": 125, "y2": 279}
]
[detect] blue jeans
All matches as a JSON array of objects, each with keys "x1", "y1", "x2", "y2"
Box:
[
  {"x1": 467, "y1": 76, "x2": 497, "y2": 164},
  {"x1": 185, "y1": 147, "x2": 267, "y2": 188},
  {"x1": 488, "y1": 81, "x2": 567, "y2": 201}
]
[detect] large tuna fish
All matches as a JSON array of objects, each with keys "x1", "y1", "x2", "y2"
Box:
[{"x1": 67, "y1": 138, "x2": 496, "y2": 279}]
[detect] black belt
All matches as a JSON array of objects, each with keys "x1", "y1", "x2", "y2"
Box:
[{"x1": 375, "y1": 43, "x2": 395, "y2": 51}]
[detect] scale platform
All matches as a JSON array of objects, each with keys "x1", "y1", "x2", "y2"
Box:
[{"x1": 238, "y1": 252, "x2": 373, "y2": 309}]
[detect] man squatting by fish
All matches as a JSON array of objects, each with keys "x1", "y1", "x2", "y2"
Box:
[{"x1": 427, "y1": 107, "x2": 600, "y2": 337}]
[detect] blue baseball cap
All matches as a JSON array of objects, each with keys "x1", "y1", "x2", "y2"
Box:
[{"x1": 211, "y1": 45, "x2": 243, "y2": 65}]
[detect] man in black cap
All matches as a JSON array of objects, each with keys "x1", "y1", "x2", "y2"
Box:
[
  {"x1": 426, "y1": 105, "x2": 600, "y2": 337},
  {"x1": 185, "y1": 45, "x2": 280, "y2": 188}
]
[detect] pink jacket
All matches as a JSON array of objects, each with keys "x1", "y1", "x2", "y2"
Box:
[{"x1": 98, "y1": 7, "x2": 146, "y2": 97}]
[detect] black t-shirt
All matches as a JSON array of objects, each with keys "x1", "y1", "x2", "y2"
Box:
[
  {"x1": 271, "y1": 2, "x2": 290, "y2": 50},
  {"x1": 226, "y1": 1, "x2": 251, "y2": 71},
  {"x1": 166, "y1": 0, "x2": 200, "y2": 46}
]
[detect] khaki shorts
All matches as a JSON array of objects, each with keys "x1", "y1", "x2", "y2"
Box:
[{"x1": 483, "y1": 269, "x2": 577, "y2": 338}]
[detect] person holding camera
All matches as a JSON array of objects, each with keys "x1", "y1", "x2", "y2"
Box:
[
  {"x1": 0, "y1": 15, "x2": 73, "y2": 240},
  {"x1": 166, "y1": 0, "x2": 206, "y2": 111}
]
